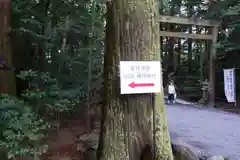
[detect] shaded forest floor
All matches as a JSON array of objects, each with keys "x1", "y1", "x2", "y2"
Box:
[{"x1": 40, "y1": 116, "x2": 100, "y2": 160}]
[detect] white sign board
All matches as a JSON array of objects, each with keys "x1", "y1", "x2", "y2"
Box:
[
  {"x1": 223, "y1": 68, "x2": 236, "y2": 103},
  {"x1": 120, "y1": 61, "x2": 161, "y2": 94}
]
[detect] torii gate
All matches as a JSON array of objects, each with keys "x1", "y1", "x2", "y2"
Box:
[{"x1": 158, "y1": 15, "x2": 220, "y2": 106}]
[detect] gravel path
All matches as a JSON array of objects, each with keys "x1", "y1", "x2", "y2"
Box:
[{"x1": 166, "y1": 104, "x2": 240, "y2": 159}]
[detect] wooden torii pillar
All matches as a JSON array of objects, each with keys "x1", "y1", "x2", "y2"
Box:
[{"x1": 157, "y1": 15, "x2": 220, "y2": 106}]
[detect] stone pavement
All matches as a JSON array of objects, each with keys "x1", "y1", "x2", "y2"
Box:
[{"x1": 166, "y1": 103, "x2": 240, "y2": 159}]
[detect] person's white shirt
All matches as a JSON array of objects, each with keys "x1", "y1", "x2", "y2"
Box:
[{"x1": 168, "y1": 84, "x2": 176, "y2": 94}]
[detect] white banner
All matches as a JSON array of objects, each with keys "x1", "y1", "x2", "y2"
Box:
[{"x1": 223, "y1": 68, "x2": 236, "y2": 103}]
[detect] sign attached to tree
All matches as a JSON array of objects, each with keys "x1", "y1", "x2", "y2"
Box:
[{"x1": 120, "y1": 61, "x2": 161, "y2": 94}]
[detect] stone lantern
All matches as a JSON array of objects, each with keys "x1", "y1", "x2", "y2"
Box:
[{"x1": 200, "y1": 79, "x2": 209, "y2": 104}]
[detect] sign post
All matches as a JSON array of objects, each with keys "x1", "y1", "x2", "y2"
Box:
[
  {"x1": 120, "y1": 60, "x2": 161, "y2": 160},
  {"x1": 120, "y1": 61, "x2": 161, "y2": 94}
]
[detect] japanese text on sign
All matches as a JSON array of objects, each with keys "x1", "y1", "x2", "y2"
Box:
[
  {"x1": 120, "y1": 61, "x2": 162, "y2": 94},
  {"x1": 223, "y1": 68, "x2": 236, "y2": 103}
]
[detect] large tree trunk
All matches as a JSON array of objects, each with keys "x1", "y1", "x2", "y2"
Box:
[
  {"x1": 167, "y1": 5, "x2": 175, "y2": 75},
  {"x1": 187, "y1": 5, "x2": 193, "y2": 71},
  {"x1": 97, "y1": 1, "x2": 173, "y2": 160},
  {"x1": 0, "y1": 0, "x2": 16, "y2": 95},
  {"x1": 175, "y1": 38, "x2": 181, "y2": 71}
]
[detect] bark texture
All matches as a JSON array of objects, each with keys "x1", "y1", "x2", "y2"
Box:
[
  {"x1": 98, "y1": 0, "x2": 173, "y2": 160},
  {"x1": 0, "y1": 0, "x2": 16, "y2": 95}
]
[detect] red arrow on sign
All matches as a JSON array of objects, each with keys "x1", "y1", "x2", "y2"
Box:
[{"x1": 128, "y1": 82, "x2": 154, "y2": 88}]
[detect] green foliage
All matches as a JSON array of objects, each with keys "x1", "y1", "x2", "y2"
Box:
[
  {"x1": 0, "y1": 94, "x2": 50, "y2": 159},
  {"x1": 182, "y1": 86, "x2": 200, "y2": 92},
  {"x1": 17, "y1": 70, "x2": 79, "y2": 114},
  {"x1": 6, "y1": 0, "x2": 105, "y2": 159},
  {"x1": 0, "y1": 69, "x2": 85, "y2": 159},
  {"x1": 205, "y1": 0, "x2": 240, "y2": 53},
  {"x1": 0, "y1": 70, "x2": 81, "y2": 159}
]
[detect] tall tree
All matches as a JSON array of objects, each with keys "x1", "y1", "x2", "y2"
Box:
[
  {"x1": 187, "y1": 3, "x2": 193, "y2": 70},
  {"x1": 0, "y1": 0, "x2": 16, "y2": 95},
  {"x1": 97, "y1": 0, "x2": 173, "y2": 160},
  {"x1": 167, "y1": 1, "x2": 175, "y2": 75}
]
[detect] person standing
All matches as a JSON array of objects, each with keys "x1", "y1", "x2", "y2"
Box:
[{"x1": 167, "y1": 80, "x2": 176, "y2": 104}]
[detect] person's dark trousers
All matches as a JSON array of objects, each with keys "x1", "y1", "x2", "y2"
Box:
[{"x1": 168, "y1": 94, "x2": 174, "y2": 103}]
